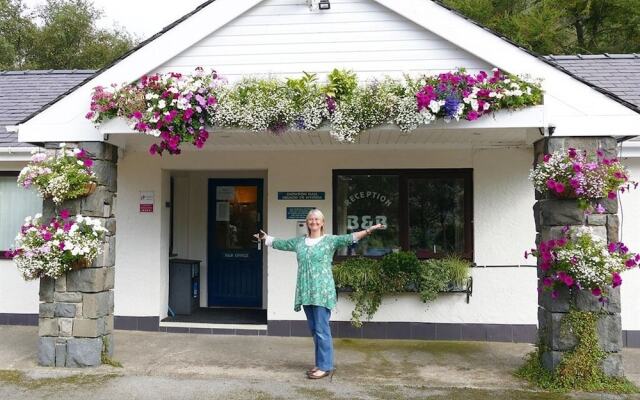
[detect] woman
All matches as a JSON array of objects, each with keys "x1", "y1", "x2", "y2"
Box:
[{"x1": 254, "y1": 209, "x2": 385, "y2": 380}]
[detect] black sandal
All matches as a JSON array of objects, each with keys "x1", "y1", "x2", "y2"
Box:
[{"x1": 307, "y1": 369, "x2": 335, "y2": 381}]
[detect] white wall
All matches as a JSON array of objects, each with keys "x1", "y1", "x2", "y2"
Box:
[
  {"x1": 621, "y1": 158, "x2": 640, "y2": 331},
  {"x1": 112, "y1": 144, "x2": 539, "y2": 327},
  {"x1": 158, "y1": 0, "x2": 491, "y2": 80}
]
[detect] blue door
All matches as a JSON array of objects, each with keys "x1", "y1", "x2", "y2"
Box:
[{"x1": 207, "y1": 179, "x2": 263, "y2": 307}]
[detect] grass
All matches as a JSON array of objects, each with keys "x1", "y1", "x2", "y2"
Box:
[{"x1": 0, "y1": 369, "x2": 119, "y2": 390}]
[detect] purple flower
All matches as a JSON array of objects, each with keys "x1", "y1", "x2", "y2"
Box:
[
  {"x1": 591, "y1": 287, "x2": 602, "y2": 297},
  {"x1": 596, "y1": 203, "x2": 606, "y2": 214},
  {"x1": 608, "y1": 191, "x2": 617, "y2": 200},
  {"x1": 551, "y1": 290, "x2": 559, "y2": 299},
  {"x1": 572, "y1": 163, "x2": 582, "y2": 173},
  {"x1": 326, "y1": 96, "x2": 336, "y2": 114},
  {"x1": 542, "y1": 277, "x2": 553, "y2": 287},
  {"x1": 568, "y1": 148, "x2": 577, "y2": 158},
  {"x1": 465, "y1": 111, "x2": 479, "y2": 121},
  {"x1": 612, "y1": 272, "x2": 622, "y2": 288},
  {"x1": 444, "y1": 96, "x2": 460, "y2": 117},
  {"x1": 625, "y1": 259, "x2": 636, "y2": 268},
  {"x1": 597, "y1": 149, "x2": 604, "y2": 158},
  {"x1": 60, "y1": 209, "x2": 70, "y2": 219},
  {"x1": 83, "y1": 159, "x2": 93, "y2": 168},
  {"x1": 554, "y1": 182, "x2": 565, "y2": 193},
  {"x1": 42, "y1": 232, "x2": 52, "y2": 241}
]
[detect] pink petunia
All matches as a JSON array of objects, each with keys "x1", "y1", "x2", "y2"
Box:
[
  {"x1": 59, "y1": 209, "x2": 70, "y2": 219},
  {"x1": 591, "y1": 287, "x2": 602, "y2": 297},
  {"x1": 83, "y1": 159, "x2": 93, "y2": 168},
  {"x1": 543, "y1": 154, "x2": 552, "y2": 162},
  {"x1": 554, "y1": 182, "x2": 565, "y2": 193},
  {"x1": 608, "y1": 191, "x2": 617, "y2": 200},
  {"x1": 612, "y1": 272, "x2": 622, "y2": 288},
  {"x1": 542, "y1": 277, "x2": 553, "y2": 287}
]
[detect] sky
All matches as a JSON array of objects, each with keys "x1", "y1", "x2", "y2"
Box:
[{"x1": 22, "y1": 0, "x2": 208, "y2": 40}]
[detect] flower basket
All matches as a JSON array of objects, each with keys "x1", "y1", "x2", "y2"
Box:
[
  {"x1": 70, "y1": 258, "x2": 90, "y2": 270},
  {"x1": 6, "y1": 211, "x2": 108, "y2": 281},
  {"x1": 18, "y1": 145, "x2": 97, "y2": 205},
  {"x1": 530, "y1": 148, "x2": 637, "y2": 213},
  {"x1": 82, "y1": 182, "x2": 97, "y2": 196},
  {"x1": 526, "y1": 227, "x2": 638, "y2": 302}
]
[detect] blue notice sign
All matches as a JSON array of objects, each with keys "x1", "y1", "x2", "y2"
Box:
[
  {"x1": 278, "y1": 192, "x2": 325, "y2": 200},
  {"x1": 287, "y1": 207, "x2": 316, "y2": 220}
]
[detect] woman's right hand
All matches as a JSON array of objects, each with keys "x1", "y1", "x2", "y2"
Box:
[{"x1": 253, "y1": 230, "x2": 267, "y2": 241}]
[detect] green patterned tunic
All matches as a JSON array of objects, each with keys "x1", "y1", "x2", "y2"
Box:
[{"x1": 272, "y1": 234, "x2": 355, "y2": 311}]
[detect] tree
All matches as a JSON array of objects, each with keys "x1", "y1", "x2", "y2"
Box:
[
  {"x1": 443, "y1": 0, "x2": 640, "y2": 55},
  {"x1": 0, "y1": 0, "x2": 36, "y2": 69},
  {"x1": 0, "y1": 0, "x2": 135, "y2": 70}
]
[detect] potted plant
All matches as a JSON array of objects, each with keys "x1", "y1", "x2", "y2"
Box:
[
  {"x1": 6, "y1": 210, "x2": 108, "y2": 280},
  {"x1": 530, "y1": 148, "x2": 637, "y2": 212},
  {"x1": 17, "y1": 145, "x2": 97, "y2": 205},
  {"x1": 526, "y1": 226, "x2": 638, "y2": 301}
]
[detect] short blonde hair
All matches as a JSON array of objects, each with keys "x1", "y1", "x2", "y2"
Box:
[{"x1": 306, "y1": 208, "x2": 325, "y2": 235}]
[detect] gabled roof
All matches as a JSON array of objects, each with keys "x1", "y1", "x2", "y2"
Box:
[
  {"x1": 545, "y1": 54, "x2": 640, "y2": 108},
  {"x1": 16, "y1": 0, "x2": 640, "y2": 142},
  {"x1": 0, "y1": 70, "x2": 95, "y2": 147}
]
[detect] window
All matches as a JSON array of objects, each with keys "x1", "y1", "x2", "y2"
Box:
[
  {"x1": 0, "y1": 172, "x2": 43, "y2": 258},
  {"x1": 333, "y1": 169, "x2": 473, "y2": 259}
]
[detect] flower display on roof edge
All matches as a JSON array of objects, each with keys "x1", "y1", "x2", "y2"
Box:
[{"x1": 87, "y1": 67, "x2": 543, "y2": 156}]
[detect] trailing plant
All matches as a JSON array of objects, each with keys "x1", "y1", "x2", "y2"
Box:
[
  {"x1": 89, "y1": 67, "x2": 542, "y2": 154},
  {"x1": 530, "y1": 148, "x2": 637, "y2": 212},
  {"x1": 516, "y1": 309, "x2": 638, "y2": 393},
  {"x1": 418, "y1": 258, "x2": 453, "y2": 302},
  {"x1": 6, "y1": 211, "x2": 108, "y2": 280},
  {"x1": 333, "y1": 257, "x2": 384, "y2": 327},
  {"x1": 333, "y1": 252, "x2": 469, "y2": 326},
  {"x1": 17, "y1": 144, "x2": 96, "y2": 205},
  {"x1": 525, "y1": 226, "x2": 638, "y2": 302}
]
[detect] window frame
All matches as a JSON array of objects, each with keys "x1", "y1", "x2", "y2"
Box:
[{"x1": 332, "y1": 168, "x2": 474, "y2": 260}]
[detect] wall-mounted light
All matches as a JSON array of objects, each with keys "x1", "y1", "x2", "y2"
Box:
[{"x1": 318, "y1": 0, "x2": 330, "y2": 10}]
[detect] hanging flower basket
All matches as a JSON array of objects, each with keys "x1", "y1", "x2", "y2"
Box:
[
  {"x1": 82, "y1": 181, "x2": 97, "y2": 196},
  {"x1": 5, "y1": 210, "x2": 108, "y2": 280},
  {"x1": 525, "y1": 226, "x2": 639, "y2": 302},
  {"x1": 17, "y1": 144, "x2": 97, "y2": 205},
  {"x1": 530, "y1": 148, "x2": 637, "y2": 212}
]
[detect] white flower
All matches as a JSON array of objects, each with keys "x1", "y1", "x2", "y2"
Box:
[
  {"x1": 34, "y1": 213, "x2": 42, "y2": 219},
  {"x1": 428, "y1": 100, "x2": 441, "y2": 113},
  {"x1": 59, "y1": 142, "x2": 66, "y2": 148},
  {"x1": 513, "y1": 89, "x2": 523, "y2": 97},
  {"x1": 145, "y1": 93, "x2": 154, "y2": 100},
  {"x1": 158, "y1": 99, "x2": 166, "y2": 109}
]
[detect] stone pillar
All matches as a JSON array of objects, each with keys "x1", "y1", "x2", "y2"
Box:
[
  {"x1": 533, "y1": 136, "x2": 623, "y2": 377},
  {"x1": 38, "y1": 142, "x2": 117, "y2": 367}
]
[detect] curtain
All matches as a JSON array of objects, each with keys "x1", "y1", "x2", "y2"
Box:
[{"x1": 0, "y1": 176, "x2": 43, "y2": 251}]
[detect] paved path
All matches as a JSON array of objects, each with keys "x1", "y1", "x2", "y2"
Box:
[{"x1": 0, "y1": 326, "x2": 639, "y2": 399}]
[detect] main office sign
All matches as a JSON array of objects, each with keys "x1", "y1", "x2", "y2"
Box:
[{"x1": 278, "y1": 192, "x2": 325, "y2": 200}]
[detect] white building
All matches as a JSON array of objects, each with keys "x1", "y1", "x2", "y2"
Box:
[{"x1": 1, "y1": 0, "x2": 639, "y2": 346}]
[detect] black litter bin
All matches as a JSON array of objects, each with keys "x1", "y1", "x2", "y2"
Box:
[{"x1": 169, "y1": 259, "x2": 200, "y2": 315}]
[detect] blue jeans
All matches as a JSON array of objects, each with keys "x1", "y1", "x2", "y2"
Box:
[{"x1": 303, "y1": 305, "x2": 333, "y2": 371}]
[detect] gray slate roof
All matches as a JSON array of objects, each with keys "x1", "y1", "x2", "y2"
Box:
[
  {"x1": 545, "y1": 54, "x2": 640, "y2": 108},
  {"x1": 0, "y1": 70, "x2": 95, "y2": 147}
]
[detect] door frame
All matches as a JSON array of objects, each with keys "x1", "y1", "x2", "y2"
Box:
[{"x1": 206, "y1": 178, "x2": 264, "y2": 307}]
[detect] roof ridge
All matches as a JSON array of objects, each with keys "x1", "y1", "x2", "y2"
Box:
[
  {"x1": 545, "y1": 54, "x2": 640, "y2": 60},
  {"x1": 0, "y1": 69, "x2": 97, "y2": 75}
]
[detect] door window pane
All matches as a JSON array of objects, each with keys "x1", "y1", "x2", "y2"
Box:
[
  {"x1": 335, "y1": 174, "x2": 400, "y2": 256},
  {"x1": 215, "y1": 185, "x2": 258, "y2": 250},
  {"x1": 0, "y1": 175, "x2": 42, "y2": 252},
  {"x1": 408, "y1": 177, "x2": 465, "y2": 257}
]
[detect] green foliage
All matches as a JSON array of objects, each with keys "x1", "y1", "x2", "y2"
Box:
[
  {"x1": 516, "y1": 309, "x2": 639, "y2": 393},
  {"x1": 1, "y1": 0, "x2": 135, "y2": 70},
  {"x1": 324, "y1": 68, "x2": 358, "y2": 100},
  {"x1": 418, "y1": 259, "x2": 451, "y2": 302},
  {"x1": 333, "y1": 253, "x2": 470, "y2": 326},
  {"x1": 333, "y1": 257, "x2": 385, "y2": 327},
  {"x1": 101, "y1": 336, "x2": 123, "y2": 368},
  {"x1": 440, "y1": 255, "x2": 471, "y2": 288},
  {"x1": 443, "y1": 0, "x2": 640, "y2": 54}
]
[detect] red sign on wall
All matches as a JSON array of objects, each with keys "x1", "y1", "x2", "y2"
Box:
[{"x1": 139, "y1": 191, "x2": 154, "y2": 213}]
